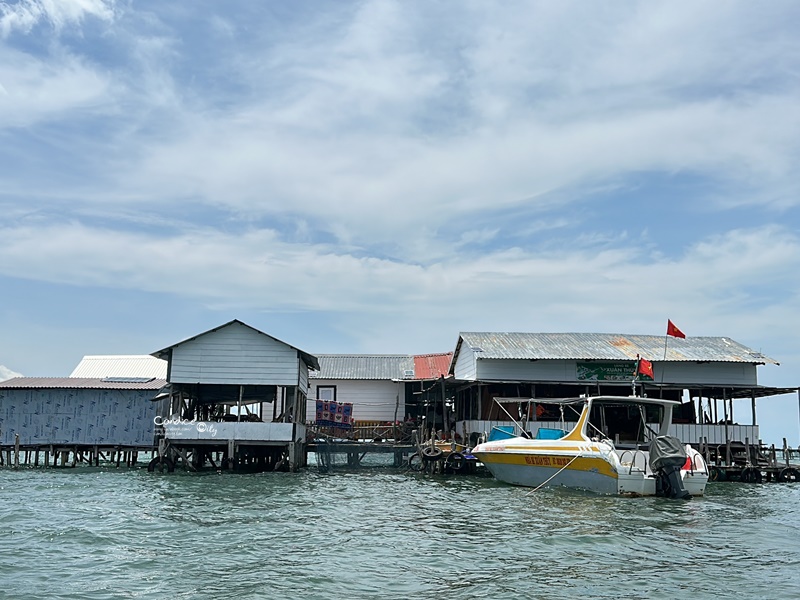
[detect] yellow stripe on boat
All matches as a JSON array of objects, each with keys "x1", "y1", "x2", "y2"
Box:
[{"x1": 477, "y1": 452, "x2": 617, "y2": 478}]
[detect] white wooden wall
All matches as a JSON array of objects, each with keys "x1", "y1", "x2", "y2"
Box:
[
  {"x1": 453, "y1": 349, "x2": 477, "y2": 380},
  {"x1": 470, "y1": 358, "x2": 758, "y2": 386},
  {"x1": 169, "y1": 321, "x2": 302, "y2": 386},
  {"x1": 307, "y1": 379, "x2": 404, "y2": 423},
  {"x1": 298, "y1": 363, "x2": 309, "y2": 396}
]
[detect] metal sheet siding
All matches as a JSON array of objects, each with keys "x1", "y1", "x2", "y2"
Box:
[
  {"x1": 458, "y1": 332, "x2": 777, "y2": 364},
  {"x1": 0, "y1": 388, "x2": 161, "y2": 446},
  {"x1": 169, "y1": 321, "x2": 300, "y2": 385}
]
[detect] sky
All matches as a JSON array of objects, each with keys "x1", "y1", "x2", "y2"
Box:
[{"x1": 1, "y1": 1, "x2": 799, "y2": 445}]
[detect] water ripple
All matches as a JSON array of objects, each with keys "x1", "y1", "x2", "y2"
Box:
[{"x1": 1, "y1": 468, "x2": 799, "y2": 599}]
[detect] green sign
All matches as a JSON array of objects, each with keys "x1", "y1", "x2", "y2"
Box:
[{"x1": 576, "y1": 361, "x2": 643, "y2": 381}]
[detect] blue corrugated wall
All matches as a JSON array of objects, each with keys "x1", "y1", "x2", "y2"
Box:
[{"x1": 0, "y1": 388, "x2": 162, "y2": 446}]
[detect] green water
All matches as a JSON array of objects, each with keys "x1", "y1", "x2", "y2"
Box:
[{"x1": 1, "y1": 465, "x2": 799, "y2": 599}]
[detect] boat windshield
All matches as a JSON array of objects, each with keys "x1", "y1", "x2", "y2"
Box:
[{"x1": 585, "y1": 400, "x2": 665, "y2": 447}]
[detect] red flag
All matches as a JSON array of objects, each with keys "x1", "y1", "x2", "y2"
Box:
[
  {"x1": 667, "y1": 320, "x2": 686, "y2": 339},
  {"x1": 636, "y1": 358, "x2": 654, "y2": 379}
]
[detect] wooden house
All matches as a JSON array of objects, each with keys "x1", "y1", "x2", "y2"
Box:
[{"x1": 150, "y1": 319, "x2": 319, "y2": 472}]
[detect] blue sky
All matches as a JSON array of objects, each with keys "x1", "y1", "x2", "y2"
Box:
[{"x1": 1, "y1": 1, "x2": 799, "y2": 444}]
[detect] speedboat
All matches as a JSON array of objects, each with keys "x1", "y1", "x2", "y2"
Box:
[{"x1": 470, "y1": 395, "x2": 708, "y2": 498}]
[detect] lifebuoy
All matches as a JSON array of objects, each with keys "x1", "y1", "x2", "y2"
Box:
[
  {"x1": 147, "y1": 456, "x2": 175, "y2": 473},
  {"x1": 446, "y1": 452, "x2": 466, "y2": 472},
  {"x1": 740, "y1": 467, "x2": 762, "y2": 484},
  {"x1": 421, "y1": 446, "x2": 443, "y2": 462},
  {"x1": 778, "y1": 467, "x2": 799, "y2": 483}
]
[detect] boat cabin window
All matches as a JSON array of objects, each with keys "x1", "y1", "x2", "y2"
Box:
[{"x1": 587, "y1": 402, "x2": 664, "y2": 447}]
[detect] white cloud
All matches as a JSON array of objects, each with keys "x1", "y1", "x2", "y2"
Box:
[
  {"x1": 0, "y1": 0, "x2": 114, "y2": 36},
  {"x1": 0, "y1": 365, "x2": 23, "y2": 381},
  {"x1": 1, "y1": 0, "x2": 799, "y2": 438},
  {"x1": 0, "y1": 221, "x2": 796, "y2": 334},
  {"x1": 0, "y1": 48, "x2": 111, "y2": 127}
]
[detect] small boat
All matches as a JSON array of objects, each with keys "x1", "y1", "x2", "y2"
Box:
[{"x1": 471, "y1": 395, "x2": 708, "y2": 498}]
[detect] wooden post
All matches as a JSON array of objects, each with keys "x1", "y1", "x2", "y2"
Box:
[
  {"x1": 784, "y1": 438, "x2": 790, "y2": 467},
  {"x1": 44, "y1": 449, "x2": 49, "y2": 468},
  {"x1": 34, "y1": 449, "x2": 39, "y2": 467},
  {"x1": 745, "y1": 437, "x2": 751, "y2": 467},
  {"x1": 14, "y1": 434, "x2": 20, "y2": 468}
]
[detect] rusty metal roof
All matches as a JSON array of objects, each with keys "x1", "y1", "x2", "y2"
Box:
[
  {"x1": 0, "y1": 377, "x2": 167, "y2": 390},
  {"x1": 413, "y1": 353, "x2": 453, "y2": 380},
  {"x1": 455, "y1": 332, "x2": 779, "y2": 364}
]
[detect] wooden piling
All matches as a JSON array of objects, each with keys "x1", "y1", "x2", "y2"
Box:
[{"x1": 14, "y1": 434, "x2": 20, "y2": 468}]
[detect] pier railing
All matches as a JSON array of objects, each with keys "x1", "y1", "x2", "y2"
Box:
[{"x1": 455, "y1": 420, "x2": 759, "y2": 446}]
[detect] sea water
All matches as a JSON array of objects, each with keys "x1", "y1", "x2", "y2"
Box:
[{"x1": 1, "y1": 465, "x2": 799, "y2": 599}]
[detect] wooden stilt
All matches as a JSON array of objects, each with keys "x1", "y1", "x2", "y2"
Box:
[{"x1": 14, "y1": 434, "x2": 20, "y2": 468}]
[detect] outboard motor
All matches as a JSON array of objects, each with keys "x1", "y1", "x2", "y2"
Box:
[{"x1": 649, "y1": 436, "x2": 691, "y2": 500}]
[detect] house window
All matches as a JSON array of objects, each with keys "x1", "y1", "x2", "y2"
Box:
[{"x1": 317, "y1": 385, "x2": 336, "y2": 402}]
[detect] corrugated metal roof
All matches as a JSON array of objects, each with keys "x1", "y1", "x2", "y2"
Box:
[
  {"x1": 70, "y1": 355, "x2": 168, "y2": 379},
  {"x1": 456, "y1": 332, "x2": 779, "y2": 364},
  {"x1": 0, "y1": 377, "x2": 167, "y2": 390},
  {"x1": 413, "y1": 353, "x2": 453, "y2": 380},
  {"x1": 311, "y1": 355, "x2": 415, "y2": 380}
]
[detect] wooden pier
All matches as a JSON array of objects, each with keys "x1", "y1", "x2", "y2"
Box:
[
  {"x1": 699, "y1": 436, "x2": 800, "y2": 484},
  {"x1": 0, "y1": 435, "x2": 155, "y2": 469}
]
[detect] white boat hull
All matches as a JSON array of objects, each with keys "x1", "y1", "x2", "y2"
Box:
[
  {"x1": 474, "y1": 444, "x2": 708, "y2": 497},
  {"x1": 483, "y1": 458, "x2": 619, "y2": 494}
]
